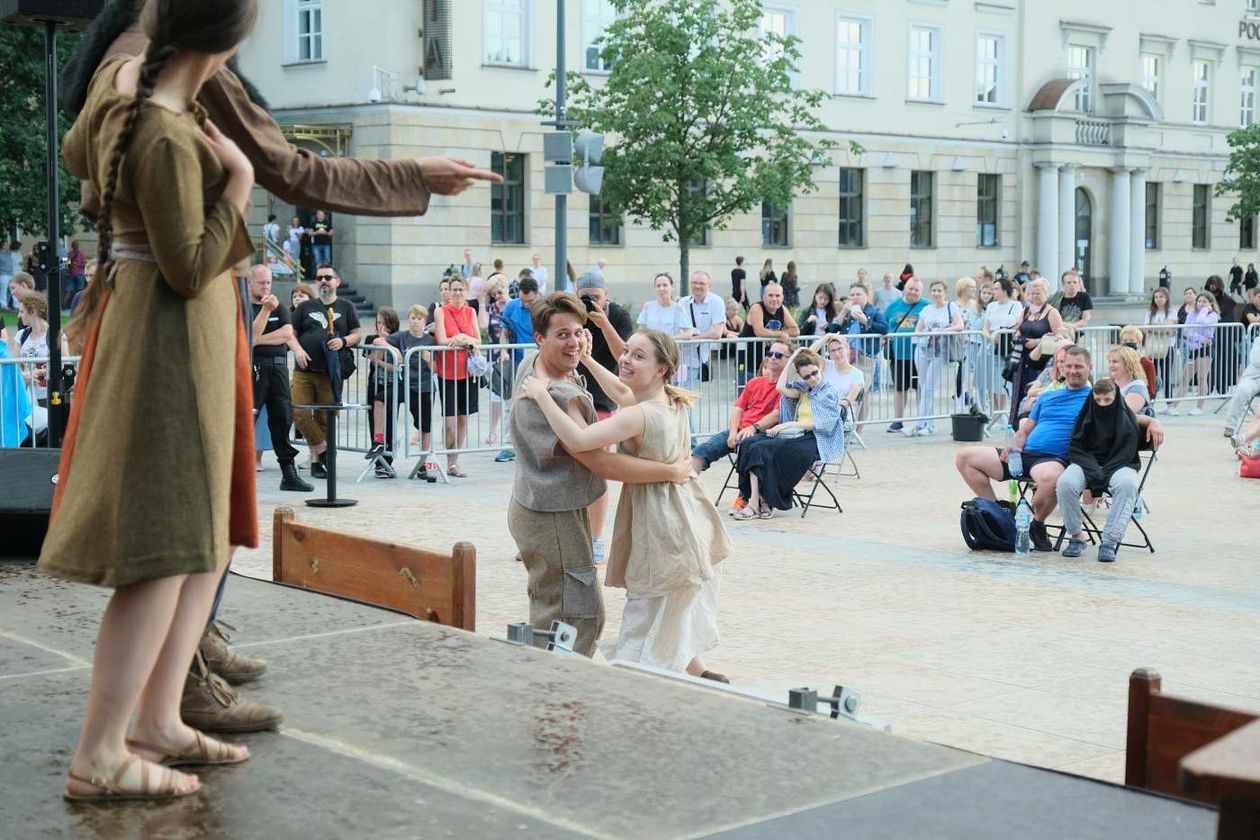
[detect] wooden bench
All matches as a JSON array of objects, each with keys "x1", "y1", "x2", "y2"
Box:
[{"x1": 271, "y1": 506, "x2": 475, "y2": 631}]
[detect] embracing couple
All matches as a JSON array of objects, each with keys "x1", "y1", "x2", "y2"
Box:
[{"x1": 508, "y1": 292, "x2": 731, "y2": 680}]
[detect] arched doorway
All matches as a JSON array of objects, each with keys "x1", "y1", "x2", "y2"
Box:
[{"x1": 1074, "y1": 187, "x2": 1093, "y2": 287}]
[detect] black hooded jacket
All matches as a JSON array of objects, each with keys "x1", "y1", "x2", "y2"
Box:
[{"x1": 1068, "y1": 393, "x2": 1141, "y2": 496}]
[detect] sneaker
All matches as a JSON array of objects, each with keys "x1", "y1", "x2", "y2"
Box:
[
  {"x1": 592, "y1": 538, "x2": 606, "y2": 564},
  {"x1": 1029, "y1": 520, "x2": 1053, "y2": 552},
  {"x1": 365, "y1": 441, "x2": 385, "y2": 460},
  {"x1": 728, "y1": 495, "x2": 747, "y2": 516},
  {"x1": 1225, "y1": 427, "x2": 1238, "y2": 438},
  {"x1": 374, "y1": 463, "x2": 396, "y2": 479},
  {"x1": 309, "y1": 460, "x2": 328, "y2": 479},
  {"x1": 1097, "y1": 542, "x2": 1118, "y2": 563},
  {"x1": 1188, "y1": 407, "x2": 1202, "y2": 416},
  {"x1": 1061, "y1": 538, "x2": 1088, "y2": 559},
  {"x1": 494, "y1": 449, "x2": 515, "y2": 462},
  {"x1": 887, "y1": 422, "x2": 904, "y2": 433},
  {"x1": 1164, "y1": 406, "x2": 1180, "y2": 416},
  {"x1": 1231, "y1": 433, "x2": 1247, "y2": 453}
]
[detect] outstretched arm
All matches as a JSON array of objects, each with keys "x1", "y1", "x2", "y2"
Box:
[
  {"x1": 522, "y1": 381, "x2": 644, "y2": 452},
  {"x1": 776, "y1": 348, "x2": 803, "y2": 398}
]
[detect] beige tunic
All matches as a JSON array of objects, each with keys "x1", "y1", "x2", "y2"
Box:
[
  {"x1": 605, "y1": 399, "x2": 732, "y2": 598},
  {"x1": 38, "y1": 55, "x2": 255, "y2": 588}
]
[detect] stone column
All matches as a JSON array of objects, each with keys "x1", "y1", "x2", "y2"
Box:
[
  {"x1": 1058, "y1": 164, "x2": 1077, "y2": 290},
  {"x1": 1109, "y1": 167, "x2": 1132, "y2": 298},
  {"x1": 1036, "y1": 163, "x2": 1060, "y2": 287},
  {"x1": 1128, "y1": 168, "x2": 1148, "y2": 296}
]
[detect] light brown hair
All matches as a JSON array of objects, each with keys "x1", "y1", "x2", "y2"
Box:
[{"x1": 530, "y1": 291, "x2": 588, "y2": 338}]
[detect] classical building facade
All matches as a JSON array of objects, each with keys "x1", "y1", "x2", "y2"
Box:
[{"x1": 237, "y1": 0, "x2": 1260, "y2": 307}]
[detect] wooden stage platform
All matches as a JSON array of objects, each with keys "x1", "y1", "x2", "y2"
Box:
[{"x1": 0, "y1": 564, "x2": 1216, "y2": 839}]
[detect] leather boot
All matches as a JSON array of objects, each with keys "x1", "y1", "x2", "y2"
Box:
[
  {"x1": 182, "y1": 652, "x2": 284, "y2": 734},
  {"x1": 199, "y1": 621, "x2": 267, "y2": 684},
  {"x1": 279, "y1": 461, "x2": 314, "y2": 492}
]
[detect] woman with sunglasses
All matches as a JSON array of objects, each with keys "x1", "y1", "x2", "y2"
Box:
[{"x1": 733, "y1": 348, "x2": 843, "y2": 519}]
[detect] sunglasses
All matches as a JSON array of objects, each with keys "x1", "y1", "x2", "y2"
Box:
[
  {"x1": 800, "y1": 368, "x2": 822, "y2": 379},
  {"x1": 767, "y1": 351, "x2": 789, "y2": 359},
  {"x1": 315, "y1": 274, "x2": 337, "y2": 280}
]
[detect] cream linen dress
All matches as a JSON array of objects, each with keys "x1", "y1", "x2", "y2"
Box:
[{"x1": 599, "y1": 398, "x2": 732, "y2": 671}]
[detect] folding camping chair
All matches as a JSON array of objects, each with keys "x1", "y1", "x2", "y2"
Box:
[{"x1": 1069, "y1": 449, "x2": 1158, "y2": 553}]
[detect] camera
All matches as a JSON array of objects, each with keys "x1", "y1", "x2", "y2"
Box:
[{"x1": 580, "y1": 294, "x2": 598, "y2": 313}]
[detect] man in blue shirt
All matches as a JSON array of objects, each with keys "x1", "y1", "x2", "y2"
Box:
[
  {"x1": 882, "y1": 279, "x2": 927, "y2": 432},
  {"x1": 501, "y1": 278, "x2": 540, "y2": 367},
  {"x1": 955, "y1": 345, "x2": 1164, "y2": 551}
]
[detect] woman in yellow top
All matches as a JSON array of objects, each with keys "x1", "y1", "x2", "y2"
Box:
[{"x1": 39, "y1": 0, "x2": 260, "y2": 803}]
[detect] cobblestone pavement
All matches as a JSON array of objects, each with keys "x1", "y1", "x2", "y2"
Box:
[{"x1": 234, "y1": 409, "x2": 1260, "y2": 783}]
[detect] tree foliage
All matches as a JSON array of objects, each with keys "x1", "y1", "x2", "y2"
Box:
[
  {"x1": 541, "y1": 0, "x2": 854, "y2": 290},
  {"x1": 0, "y1": 25, "x2": 83, "y2": 238}
]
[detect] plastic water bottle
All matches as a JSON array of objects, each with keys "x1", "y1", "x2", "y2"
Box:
[
  {"x1": 1014, "y1": 499, "x2": 1033, "y2": 556},
  {"x1": 1008, "y1": 479, "x2": 1018, "y2": 505},
  {"x1": 1132, "y1": 494, "x2": 1144, "y2": 521},
  {"x1": 1007, "y1": 449, "x2": 1023, "y2": 478}
]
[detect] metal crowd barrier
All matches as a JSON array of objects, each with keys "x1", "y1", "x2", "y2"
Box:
[{"x1": 0, "y1": 353, "x2": 81, "y2": 449}]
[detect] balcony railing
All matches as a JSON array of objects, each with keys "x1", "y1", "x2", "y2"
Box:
[{"x1": 1075, "y1": 119, "x2": 1111, "y2": 146}]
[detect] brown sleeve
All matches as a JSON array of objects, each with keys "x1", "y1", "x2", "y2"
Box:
[{"x1": 196, "y1": 69, "x2": 431, "y2": 218}]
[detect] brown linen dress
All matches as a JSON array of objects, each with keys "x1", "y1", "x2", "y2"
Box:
[{"x1": 38, "y1": 54, "x2": 257, "y2": 588}]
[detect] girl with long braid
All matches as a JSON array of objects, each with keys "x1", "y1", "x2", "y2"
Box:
[{"x1": 39, "y1": 0, "x2": 260, "y2": 802}]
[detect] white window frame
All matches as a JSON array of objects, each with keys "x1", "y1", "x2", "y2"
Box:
[
  {"x1": 484, "y1": 0, "x2": 532, "y2": 68},
  {"x1": 1193, "y1": 59, "x2": 1211, "y2": 125},
  {"x1": 974, "y1": 30, "x2": 1007, "y2": 108},
  {"x1": 1243, "y1": 66, "x2": 1258, "y2": 127},
  {"x1": 582, "y1": 0, "x2": 618, "y2": 73},
  {"x1": 907, "y1": 23, "x2": 943, "y2": 103},
  {"x1": 1067, "y1": 44, "x2": 1094, "y2": 112},
  {"x1": 834, "y1": 13, "x2": 873, "y2": 97},
  {"x1": 1141, "y1": 53, "x2": 1161, "y2": 102},
  {"x1": 759, "y1": 4, "x2": 800, "y2": 88},
  {"x1": 284, "y1": 0, "x2": 324, "y2": 64}
]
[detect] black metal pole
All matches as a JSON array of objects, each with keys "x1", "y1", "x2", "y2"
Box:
[
  {"x1": 554, "y1": 0, "x2": 566, "y2": 288},
  {"x1": 43, "y1": 19, "x2": 64, "y2": 447}
]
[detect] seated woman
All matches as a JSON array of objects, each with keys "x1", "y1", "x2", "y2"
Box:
[
  {"x1": 1055, "y1": 378, "x2": 1143, "y2": 563},
  {"x1": 734, "y1": 348, "x2": 843, "y2": 519},
  {"x1": 1107, "y1": 344, "x2": 1154, "y2": 417}
]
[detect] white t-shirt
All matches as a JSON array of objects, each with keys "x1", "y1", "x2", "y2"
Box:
[
  {"x1": 532, "y1": 265, "x2": 549, "y2": 293},
  {"x1": 639, "y1": 300, "x2": 688, "y2": 336},
  {"x1": 263, "y1": 222, "x2": 280, "y2": 243},
  {"x1": 19, "y1": 327, "x2": 49, "y2": 400},
  {"x1": 679, "y1": 292, "x2": 725, "y2": 366},
  {"x1": 983, "y1": 300, "x2": 1022, "y2": 332},
  {"x1": 287, "y1": 225, "x2": 305, "y2": 248},
  {"x1": 824, "y1": 365, "x2": 866, "y2": 406}
]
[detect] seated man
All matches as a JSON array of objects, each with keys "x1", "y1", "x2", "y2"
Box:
[
  {"x1": 956, "y1": 345, "x2": 1164, "y2": 552},
  {"x1": 690, "y1": 339, "x2": 788, "y2": 474},
  {"x1": 1056, "y1": 378, "x2": 1144, "y2": 563}
]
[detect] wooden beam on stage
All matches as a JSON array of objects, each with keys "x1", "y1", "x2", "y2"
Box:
[{"x1": 271, "y1": 506, "x2": 475, "y2": 631}]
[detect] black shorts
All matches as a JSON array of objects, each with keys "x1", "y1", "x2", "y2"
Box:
[
  {"x1": 439, "y1": 376, "x2": 480, "y2": 417},
  {"x1": 1186, "y1": 345, "x2": 1211, "y2": 360},
  {"x1": 407, "y1": 389, "x2": 434, "y2": 432},
  {"x1": 996, "y1": 449, "x2": 1067, "y2": 481},
  {"x1": 891, "y1": 357, "x2": 918, "y2": 391}
]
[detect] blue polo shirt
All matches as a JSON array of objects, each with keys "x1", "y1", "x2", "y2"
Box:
[
  {"x1": 883, "y1": 298, "x2": 928, "y2": 360},
  {"x1": 501, "y1": 298, "x2": 536, "y2": 365},
  {"x1": 1025, "y1": 385, "x2": 1091, "y2": 456}
]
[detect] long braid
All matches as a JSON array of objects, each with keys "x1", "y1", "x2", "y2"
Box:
[{"x1": 68, "y1": 41, "x2": 177, "y2": 347}]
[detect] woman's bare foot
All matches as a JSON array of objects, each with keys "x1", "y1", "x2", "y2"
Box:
[
  {"x1": 66, "y1": 751, "x2": 200, "y2": 799},
  {"x1": 128, "y1": 720, "x2": 249, "y2": 766}
]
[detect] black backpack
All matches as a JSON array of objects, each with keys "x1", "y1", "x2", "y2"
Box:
[{"x1": 960, "y1": 498, "x2": 1017, "y2": 552}]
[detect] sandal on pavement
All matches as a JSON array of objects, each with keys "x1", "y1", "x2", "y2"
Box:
[
  {"x1": 732, "y1": 508, "x2": 757, "y2": 521},
  {"x1": 447, "y1": 465, "x2": 467, "y2": 478},
  {"x1": 700, "y1": 670, "x2": 731, "y2": 684},
  {"x1": 64, "y1": 754, "x2": 197, "y2": 803},
  {"x1": 757, "y1": 507, "x2": 774, "y2": 520},
  {"x1": 128, "y1": 730, "x2": 249, "y2": 768}
]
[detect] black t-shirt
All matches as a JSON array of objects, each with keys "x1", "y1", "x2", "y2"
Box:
[
  {"x1": 1058, "y1": 291, "x2": 1093, "y2": 324},
  {"x1": 310, "y1": 216, "x2": 333, "y2": 244},
  {"x1": 578, "y1": 301, "x2": 633, "y2": 413},
  {"x1": 1230, "y1": 265, "x2": 1244, "y2": 287},
  {"x1": 1241, "y1": 302, "x2": 1260, "y2": 326},
  {"x1": 251, "y1": 300, "x2": 291, "y2": 360},
  {"x1": 293, "y1": 297, "x2": 360, "y2": 373},
  {"x1": 731, "y1": 267, "x2": 746, "y2": 300}
]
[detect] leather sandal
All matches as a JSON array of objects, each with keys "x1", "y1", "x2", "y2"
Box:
[
  {"x1": 64, "y1": 754, "x2": 196, "y2": 803},
  {"x1": 127, "y1": 730, "x2": 249, "y2": 768},
  {"x1": 700, "y1": 670, "x2": 731, "y2": 684},
  {"x1": 732, "y1": 507, "x2": 757, "y2": 521}
]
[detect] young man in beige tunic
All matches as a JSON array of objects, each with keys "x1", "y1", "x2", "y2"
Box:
[{"x1": 509, "y1": 293, "x2": 691, "y2": 656}]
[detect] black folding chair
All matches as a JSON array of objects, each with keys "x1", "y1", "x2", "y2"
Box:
[{"x1": 1074, "y1": 450, "x2": 1158, "y2": 553}]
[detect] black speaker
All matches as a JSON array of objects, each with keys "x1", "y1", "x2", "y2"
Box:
[
  {"x1": 0, "y1": 0, "x2": 104, "y2": 29},
  {"x1": 0, "y1": 449, "x2": 60, "y2": 559}
]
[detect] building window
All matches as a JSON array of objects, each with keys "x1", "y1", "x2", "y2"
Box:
[
  {"x1": 1068, "y1": 45, "x2": 1093, "y2": 112},
  {"x1": 293, "y1": 0, "x2": 323, "y2": 62},
  {"x1": 835, "y1": 16, "x2": 871, "y2": 96},
  {"x1": 582, "y1": 0, "x2": 617, "y2": 72},
  {"x1": 1145, "y1": 182, "x2": 1160, "y2": 250},
  {"x1": 1192, "y1": 184, "x2": 1211, "y2": 250},
  {"x1": 1193, "y1": 60, "x2": 1211, "y2": 125},
  {"x1": 485, "y1": 0, "x2": 530, "y2": 67},
  {"x1": 762, "y1": 201, "x2": 790, "y2": 247},
  {"x1": 1250, "y1": 0, "x2": 1260, "y2": 13},
  {"x1": 907, "y1": 24, "x2": 941, "y2": 101},
  {"x1": 491, "y1": 152, "x2": 526, "y2": 244},
  {"x1": 588, "y1": 194, "x2": 621, "y2": 245},
  {"x1": 910, "y1": 170, "x2": 934, "y2": 248},
  {"x1": 1141, "y1": 53, "x2": 1161, "y2": 101},
  {"x1": 759, "y1": 6, "x2": 799, "y2": 86},
  {"x1": 1244, "y1": 67, "x2": 1257, "y2": 127},
  {"x1": 975, "y1": 33, "x2": 1005, "y2": 106},
  {"x1": 838, "y1": 168, "x2": 865, "y2": 248},
  {"x1": 1242, "y1": 216, "x2": 1257, "y2": 251},
  {"x1": 976, "y1": 174, "x2": 1000, "y2": 247}
]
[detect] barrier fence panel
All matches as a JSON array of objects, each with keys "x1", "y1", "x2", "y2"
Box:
[{"x1": 0, "y1": 354, "x2": 81, "y2": 449}]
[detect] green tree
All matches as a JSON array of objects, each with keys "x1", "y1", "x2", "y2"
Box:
[
  {"x1": 0, "y1": 26, "x2": 82, "y2": 238},
  {"x1": 542, "y1": 0, "x2": 855, "y2": 292}
]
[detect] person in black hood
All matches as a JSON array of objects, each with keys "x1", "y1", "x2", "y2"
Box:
[{"x1": 1055, "y1": 379, "x2": 1144, "y2": 563}]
